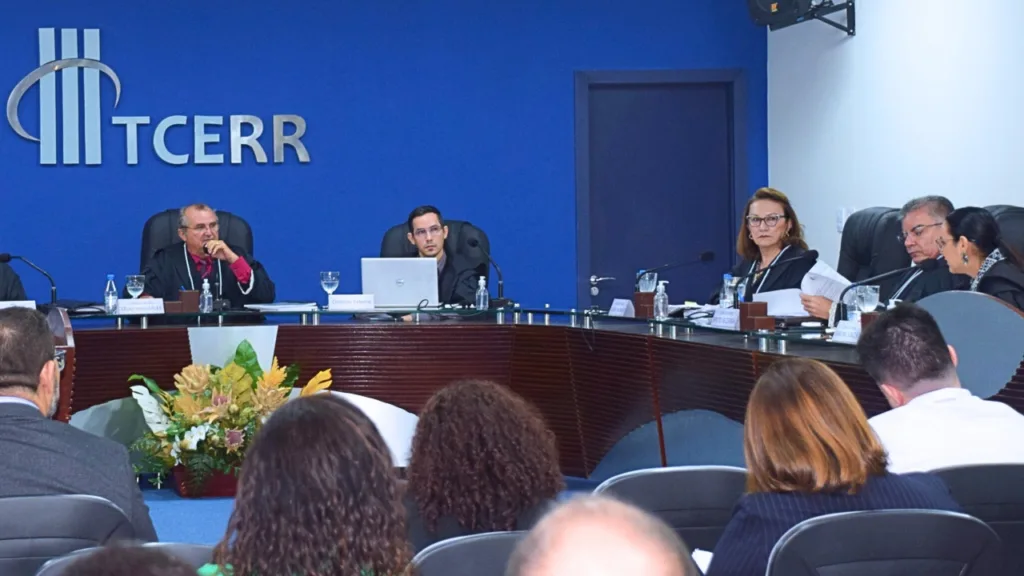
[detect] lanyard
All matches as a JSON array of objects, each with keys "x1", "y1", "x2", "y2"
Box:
[{"x1": 747, "y1": 245, "x2": 791, "y2": 296}]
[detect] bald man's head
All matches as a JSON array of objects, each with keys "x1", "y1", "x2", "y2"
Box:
[{"x1": 506, "y1": 495, "x2": 694, "y2": 576}]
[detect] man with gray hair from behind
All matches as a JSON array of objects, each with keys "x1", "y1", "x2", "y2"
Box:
[{"x1": 506, "y1": 494, "x2": 697, "y2": 576}]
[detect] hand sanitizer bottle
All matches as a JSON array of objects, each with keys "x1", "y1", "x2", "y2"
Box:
[
  {"x1": 654, "y1": 280, "x2": 670, "y2": 320},
  {"x1": 199, "y1": 279, "x2": 214, "y2": 313},
  {"x1": 475, "y1": 276, "x2": 490, "y2": 310}
]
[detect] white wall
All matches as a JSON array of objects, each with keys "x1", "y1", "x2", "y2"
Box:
[{"x1": 768, "y1": 0, "x2": 1024, "y2": 266}]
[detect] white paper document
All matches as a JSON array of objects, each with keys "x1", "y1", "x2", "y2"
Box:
[
  {"x1": 753, "y1": 288, "x2": 804, "y2": 317},
  {"x1": 800, "y1": 261, "x2": 851, "y2": 301},
  {"x1": 244, "y1": 302, "x2": 318, "y2": 312}
]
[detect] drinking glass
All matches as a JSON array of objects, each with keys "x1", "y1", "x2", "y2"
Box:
[
  {"x1": 637, "y1": 271, "x2": 658, "y2": 293},
  {"x1": 125, "y1": 275, "x2": 146, "y2": 299},
  {"x1": 320, "y1": 271, "x2": 340, "y2": 307},
  {"x1": 856, "y1": 285, "x2": 881, "y2": 314}
]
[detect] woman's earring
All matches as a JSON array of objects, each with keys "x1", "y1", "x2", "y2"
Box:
[{"x1": 961, "y1": 252, "x2": 969, "y2": 265}]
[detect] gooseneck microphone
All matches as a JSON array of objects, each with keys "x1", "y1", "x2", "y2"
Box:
[
  {"x1": 466, "y1": 237, "x2": 504, "y2": 300},
  {"x1": 636, "y1": 251, "x2": 716, "y2": 290},
  {"x1": 834, "y1": 259, "x2": 939, "y2": 322},
  {"x1": 0, "y1": 253, "x2": 57, "y2": 304}
]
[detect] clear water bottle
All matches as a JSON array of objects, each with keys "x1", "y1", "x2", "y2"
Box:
[
  {"x1": 475, "y1": 276, "x2": 490, "y2": 310},
  {"x1": 199, "y1": 278, "x2": 214, "y2": 313},
  {"x1": 653, "y1": 280, "x2": 670, "y2": 320},
  {"x1": 103, "y1": 274, "x2": 118, "y2": 314},
  {"x1": 719, "y1": 274, "x2": 735, "y2": 309},
  {"x1": 735, "y1": 276, "x2": 749, "y2": 305}
]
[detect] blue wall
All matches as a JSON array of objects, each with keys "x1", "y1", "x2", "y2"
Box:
[{"x1": 0, "y1": 2, "x2": 766, "y2": 308}]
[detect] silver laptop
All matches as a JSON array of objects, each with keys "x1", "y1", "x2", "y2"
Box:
[{"x1": 360, "y1": 258, "x2": 440, "y2": 309}]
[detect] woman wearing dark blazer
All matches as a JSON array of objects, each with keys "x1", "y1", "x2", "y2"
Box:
[
  {"x1": 939, "y1": 207, "x2": 1024, "y2": 311},
  {"x1": 711, "y1": 187, "x2": 816, "y2": 304},
  {"x1": 706, "y1": 358, "x2": 960, "y2": 576},
  {"x1": 404, "y1": 380, "x2": 564, "y2": 553}
]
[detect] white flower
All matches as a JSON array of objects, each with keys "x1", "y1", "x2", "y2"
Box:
[
  {"x1": 130, "y1": 385, "x2": 170, "y2": 434},
  {"x1": 180, "y1": 424, "x2": 211, "y2": 451},
  {"x1": 170, "y1": 440, "x2": 182, "y2": 465}
]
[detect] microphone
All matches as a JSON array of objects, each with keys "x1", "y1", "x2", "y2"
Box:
[
  {"x1": 466, "y1": 238, "x2": 505, "y2": 301},
  {"x1": 734, "y1": 250, "x2": 820, "y2": 283},
  {"x1": 636, "y1": 251, "x2": 715, "y2": 290},
  {"x1": 0, "y1": 253, "x2": 57, "y2": 304},
  {"x1": 834, "y1": 259, "x2": 939, "y2": 322}
]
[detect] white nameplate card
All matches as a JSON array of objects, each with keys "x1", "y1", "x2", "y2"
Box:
[
  {"x1": 329, "y1": 294, "x2": 375, "y2": 312},
  {"x1": 115, "y1": 298, "x2": 165, "y2": 315},
  {"x1": 832, "y1": 319, "x2": 861, "y2": 344},
  {"x1": 710, "y1": 308, "x2": 740, "y2": 330},
  {"x1": 608, "y1": 298, "x2": 636, "y2": 318},
  {"x1": 0, "y1": 300, "x2": 37, "y2": 310}
]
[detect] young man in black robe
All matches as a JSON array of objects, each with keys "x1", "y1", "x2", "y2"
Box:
[
  {"x1": 406, "y1": 205, "x2": 486, "y2": 306},
  {"x1": 139, "y1": 204, "x2": 275, "y2": 308}
]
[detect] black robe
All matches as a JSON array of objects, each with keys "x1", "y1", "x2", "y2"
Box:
[
  {"x1": 438, "y1": 251, "x2": 488, "y2": 306},
  {"x1": 0, "y1": 263, "x2": 26, "y2": 301},
  {"x1": 976, "y1": 259, "x2": 1024, "y2": 312},
  {"x1": 709, "y1": 246, "x2": 816, "y2": 304},
  {"x1": 140, "y1": 243, "x2": 275, "y2": 309},
  {"x1": 883, "y1": 257, "x2": 969, "y2": 303}
]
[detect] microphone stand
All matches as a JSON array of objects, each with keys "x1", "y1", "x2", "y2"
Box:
[{"x1": 14, "y1": 256, "x2": 57, "y2": 304}]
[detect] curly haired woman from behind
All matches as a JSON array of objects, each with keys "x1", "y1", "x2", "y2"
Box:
[
  {"x1": 405, "y1": 380, "x2": 565, "y2": 552},
  {"x1": 199, "y1": 394, "x2": 411, "y2": 576}
]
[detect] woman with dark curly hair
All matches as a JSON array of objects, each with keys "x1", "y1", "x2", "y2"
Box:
[
  {"x1": 199, "y1": 394, "x2": 411, "y2": 576},
  {"x1": 405, "y1": 379, "x2": 565, "y2": 552}
]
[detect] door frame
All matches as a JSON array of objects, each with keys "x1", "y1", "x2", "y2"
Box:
[{"x1": 573, "y1": 69, "x2": 749, "y2": 308}]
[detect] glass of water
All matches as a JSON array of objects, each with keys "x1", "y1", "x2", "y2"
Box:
[
  {"x1": 125, "y1": 275, "x2": 146, "y2": 299},
  {"x1": 637, "y1": 271, "x2": 658, "y2": 292},
  {"x1": 320, "y1": 271, "x2": 340, "y2": 307},
  {"x1": 856, "y1": 285, "x2": 881, "y2": 314}
]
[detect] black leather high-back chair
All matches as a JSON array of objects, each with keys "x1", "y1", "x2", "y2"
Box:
[
  {"x1": 934, "y1": 463, "x2": 1024, "y2": 574},
  {"x1": 379, "y1": 219, "x2": 490, "y2": 272},
  {"x1": 766, "y1": 510, "x2": 1002, "y2": 576},
  {"x1": 593, "y1": 465, "x2": 747, "y2": 551},
  {"x1": 985, "y1": 205, "x2": 1024, "y2": 258},
  {"x1": 412, "y1": 531, "x2": 524, "y2": 576},
  {"x1": 139, "y1": 209, "x2": 254, "y2": 271},
  {"x1": 0, "y1": 495, "x2": 135, "y2": 576},
  {"x1": 838, "y1": 207, "x2": 910, "y2": 298},
  {"x1": 36, "y1": 543, "x2": 214, "y2": 575}
]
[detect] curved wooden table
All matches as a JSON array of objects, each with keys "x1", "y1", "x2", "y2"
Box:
[{"x1": 66, "y1": 317, "x2": 1024, "y2": 478}]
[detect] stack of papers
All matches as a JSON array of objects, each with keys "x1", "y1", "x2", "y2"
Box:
[
  {"x1": 752, "y1": 262, "x2": 851, "y2": 317},
  {"x1": 244, "y1": 302, "x2": 318, "y2": 312}
]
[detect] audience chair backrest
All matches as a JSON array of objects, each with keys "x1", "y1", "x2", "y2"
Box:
[
  {"x1": 412, "y1": 531, "x2": 525, "y2": 576},
  {"x1": 139, "y1": 209, "x2": 254, "y2": 271},
  {"x1": 837, "y1": 207, "x2": 910, "y2": 298},
  {"x1": 934, "y1": 463, "x2": 1024, "y2": 575},
  {"x1": 379, "y1": 219, "x2": 490, "y2": 268},
  {"x1": 35, "y1": 543, "x2": 214, "y2": 575},
  {"x1": 0, "y1": 495, "x2": 134, "y2": 576},
  {"x1": 766, "y1": 509, "x2": 1002, "y2": 576},
  {"x1": 985, "y1": 205, "x2": 1024, "y2": 258},
  {"x1": 593, "y1": 465, "x2": 747, "y2": 551}
]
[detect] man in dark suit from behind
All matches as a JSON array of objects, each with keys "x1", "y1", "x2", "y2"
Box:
[{"x1": 0, "y1": 307, "x2": 157, "y2": 541}]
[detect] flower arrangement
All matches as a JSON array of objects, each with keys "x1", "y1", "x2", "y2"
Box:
[{"x1": 130, "y1": 340, "x2": 332, "y2": 494}]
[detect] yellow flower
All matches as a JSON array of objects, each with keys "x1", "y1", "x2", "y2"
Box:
[
  {"x1": 173, "y1": 393, "x2": 205, "y2": 420},
  {"x1": 253, "y1": 386, "x2": 289, "y2": 413},
  {"x1": 258, "y1": 357, "x2": 287, "y2": 389},
  {"x1": 173, "y1": 364, "x2": 210, "y2": 395},
  {"x1": 300, "y1": 369, "x2": 333, "y2": 397},
  {"x1": 218, "y1": 363, "x2": 253, "y2": 405}
]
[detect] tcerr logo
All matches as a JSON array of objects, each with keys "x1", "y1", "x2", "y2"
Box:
[{"x1": 6, "y1": 28, "x2": 310, "y2": 166}]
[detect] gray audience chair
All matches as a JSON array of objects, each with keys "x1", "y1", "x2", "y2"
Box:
[
  {"x1": 0, "y1": 495, "x2": 134, "y2": 576},
  {"x1": 934, "y1": 463, "x2": 1024, "y2": 575},
  {"x1": 593, "y1": 465, "x2": 747, "y2": 551},
  {"x1": 412, "y1": 531, "x2": 525, "y2": 576},
  {"x1": 766, "y1": 509, "x2": 1003, "y2": 576},
  {"x1": 35, "y1": 542, "x2": 215, "y2": 575}
]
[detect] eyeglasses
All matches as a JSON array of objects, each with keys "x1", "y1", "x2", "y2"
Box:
[
  {"x1": 746, "y1": 214, "x2": 786, "y2": 228},
  {"x1": 54, "y1": 350, "x2": 65, "y2": 372},
  {"x1": 897, "y1": 222, "x2": 942, "y2": 243},
  {"x1": 413, "y1": 225, "x2": 444, "y2": 239},
  {"x1": 181, "y1": 222, "x2": 219, "y2": 233}
]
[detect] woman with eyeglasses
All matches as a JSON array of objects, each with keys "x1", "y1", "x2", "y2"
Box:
[
  {"x1": 938, "y1": 207, "x2": 1024, "y2": 311},
  {"x1": 711, "y1": 187, "x2": 815, "y2": 305}
]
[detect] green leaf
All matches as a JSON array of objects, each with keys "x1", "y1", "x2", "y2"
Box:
[
  {"x1": 232, "y1": 340, "x2": 263, "y2": 382},
  {"x1": 128, "y1": 374, "x2": 164, "y2": 397},
  {"x1": 281, "y1": 364, "x2": 301, "y2": 388}
]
